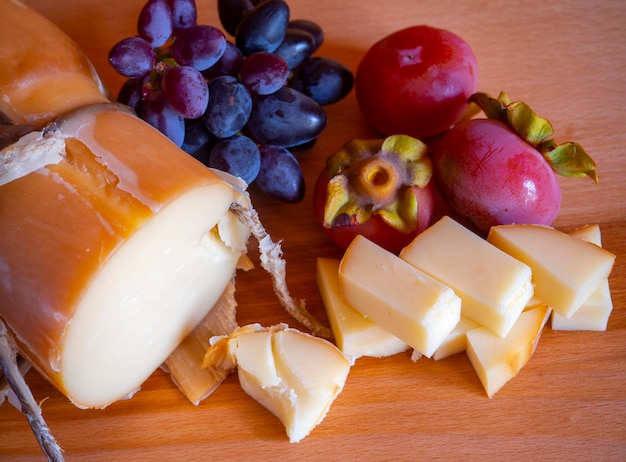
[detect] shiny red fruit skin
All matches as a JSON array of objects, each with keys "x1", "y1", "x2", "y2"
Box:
[
  {"x1": 313, "y1": 170, "x2": 436, "y2": 254},
  {"x1": 433, "y1": 118, "x2": 561, "y2": 233},
  {"x1": 355, "y1": 25, "x2": 478, "y2": 140}
]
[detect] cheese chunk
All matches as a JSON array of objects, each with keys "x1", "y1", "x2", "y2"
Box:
[
  {"x1": 432, "y1": 317, "x2": 478, "y2": 361},
  {"x1": 466, "y1": 304, "x2": 551, "y2": 398},
  {"x1": 316, "y1": 258, "x2": 409, "y2": 364},
  {"x1": 339, "y1": 235, "x2": 461, "y2": 358},
  {"x1": 207, "y1": 324, "x2": 350, "y2": 443},
  {"x1": 400, "y1": 216, "x2": 533, "y2": 337},
  {"x1": 487, "y1": 224, "x2": 615, "y2": 318},
  {"x1": 551, "y1": 224, "x2": 613, "y2": 331}
]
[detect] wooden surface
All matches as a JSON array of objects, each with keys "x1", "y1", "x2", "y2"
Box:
[{"x1": 2, "y1": 0, "x2": 625, "y2": 459}]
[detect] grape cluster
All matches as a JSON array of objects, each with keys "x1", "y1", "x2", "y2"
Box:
[{"x1": 109, "y1": 0, "x2": 354, "y2": 203}]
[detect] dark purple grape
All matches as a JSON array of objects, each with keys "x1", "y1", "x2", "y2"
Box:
[
  {"x1": 141, "y1": 90, "x2": 185, "y2": 146},
  {"x1": 160, "y1": 66, "x2": 209, "y2": 119},
  {"x1": 208, "y1": 135, "x2": 261, "y2": 184},
  {"x1": 181, "y1": 119, "x2": 215, "y2": 164},
  {"x1": 288, "y1": 19, "x2": 324, "y2": 53},
  {"x1": 202, "y1": 41, "x2": 243, "y2": 79},
  {"x1": 274, "y1": 28, "x2": 316, "y2": 69},
  {"x1": 117, "y1": 78, "x2": 144, "y2": 112},
  {"x1": 137, "y1": 0, "x2": 173, "y2": 47},
  {"x1": 290, "y1": 57, "x2": 354, "y2": 105},
  {"x1": 235, "y1": 0, "x2": 290, "y2": 55},
  {"x1": 108, "y1": 36, "x2": 156, "y2": 79},
  {"x1": 247, "y1": 86, "x2": 327, "y2": 147},
  {"x1": 171, "y1": 25, "x2": 226, "y2": 71},
  {"x1": 217, "y1": 0, "x2": 254, "y2": 36},
  {"x1": 240, "y1": 52, "x2": 288, "y2": 95},
  {"x1": 169, "y1": 0, "x2": 197, "y2": 31},
  {"x1": 255, "y1": 144, "x2": 305, "y2": 203},
  {"x1": 202, "y1": 76, "x2": 252, "y2": 138}
]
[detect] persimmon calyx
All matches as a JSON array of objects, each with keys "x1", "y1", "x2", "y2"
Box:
[
  {"x1": 323, "y1": 135, "x2": 432, "y2": 233},
  {"x1": 470, "y1": 91, "x2": 598, "y2": 184}
]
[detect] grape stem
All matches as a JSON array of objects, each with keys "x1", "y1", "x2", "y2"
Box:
[
  {"x1": 0, "y1": 319, "x2": 65, "y2": 462},
  {"x1": 229, "y1": 202, "x2": 333, "y2": 339}
]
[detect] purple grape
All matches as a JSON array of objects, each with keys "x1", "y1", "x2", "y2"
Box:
[
  {"x1": 160, "y1": 66, "x2": 209, "y2": 119},
  {"x1": 108, "y1": 36, "x2": 156, "y2": 79},
  {"x1": 217, "y1": 0, "x2": 254, "y2": 36},
  {"x1": 287, "y1": 19, "x2": 324, "y2": 53},
  {"x1": 202, "y1": 76, "x2": 252, "y2": 138},
  {"x1": 235, "y1": 0, "x2": 290, "y2": 55},
  {"x1": 290, "y1": 57, "x2": 354, "y2": 105},
  {"x1": 169, "y1": 0, "x2": 197, "y2": 31},
  {"x1": 181, "y1": 119, "x2": 214, "y2": 164},
  {"x1": 240, "y1": 52, "x2": 288, "y2": 95},
  {"x1": 117, "y1": 78, "x2": 144, "y2": 112},
  {"x1": 255, "y1": 144, "x2": 305, "y2": 203},
  {"x1": 202, "y1": 41, "x2": 243, "y2": 79},
  {"x1": 137, "y1": 0, "x2": 173, "y2": 47},
  {"x1": 141, "y1": 90, "x2": 185, "y2": 146},
  {"x1": 172, "y1": 25, "x2": 226, "y2": 71},
  {"x1": 208, "y1": 135, "x2": 261, "y2": 184},
  {"x1": 247, "y1": 86, "x2": 327, "y2": 147},
  {"x1": 274, "y1": 28, "x2": 316, "y2": 69}
]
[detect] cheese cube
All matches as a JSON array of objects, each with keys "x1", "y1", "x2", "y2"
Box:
[
  {"x1": 400, "y1": 216, "x2": 533, "y2": 337},
  {"x1": 487, "y1": 224, "x2": 615, "y2": 318},
  {"x1": 316, "y1": 258, "x2": 409, "y2": 364},
  {"x1": 551, "y1": 224, "x2": 613, "y2": 331},
  {"x1": 466, "y1": 304, "x2": 551, "y2": 398},
  {"x1": 339, "y1": 235, "x2": 461, "y2": 358},
  {"x1": 432, "y1": 317, "x2": 479, "y2": 361}
]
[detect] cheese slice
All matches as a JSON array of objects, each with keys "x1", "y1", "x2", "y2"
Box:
[
  {"x1": 0, "y1": 105, "x2": 250, "y2": 408},
  {"x1": 551, "y1": 224, "x2": 613, "y2": 331},
  {"x1": 316, "y1": 258, "x2": 409, "y2": 364},
  {"x1": 487, "y1": 224, "x2": 615, "y2": 319},
  {"x1": 432, "y1": 316, "x2": 479, "y2": 361},
  {"x1": 466, "y1": 304, "x2": 551, "y2": 398},
  {"x1": 339, "y1": 235, "x2": 461, "y2": 358},
  {"x1": 400, "y1": 216, "x2": 533, "y2": 337}
]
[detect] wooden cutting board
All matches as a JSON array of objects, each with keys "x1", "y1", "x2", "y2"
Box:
[{"x1": 2, "y1": 0, "x2": 625, "y2": 459}]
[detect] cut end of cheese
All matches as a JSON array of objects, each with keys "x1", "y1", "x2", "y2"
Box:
[
  {"x1": 316, "y1": 258, "x2": 409, "y2": 364},
  {"x1": 432, "y1": 316, "x2": 478, "y2": 361},
  {"x1": 487, "y1": 224, "x2": 615, "y2": 318},
  {"x1": 400, "y1": 216, "x2": 534, "y2": 337},
  {"x1": 339, "y1": 235, "x2": 461, "y2": 358}
]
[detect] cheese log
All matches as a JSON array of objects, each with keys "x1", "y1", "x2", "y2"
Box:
[
  {"x1": 0, "y1": 0, "x2": 108, "y2": 127},
  {"x1": 400, "y1": 216, "x2": 534, "y2": 337},
  {"x1": 0, "y1": 104, "x2": 251, "y2": 408},
  {"x1": 487, "y1": 224, "x2": 615, "y2": 318},
  {"x1": 339, "y1": 235, "x2": 461, "y2": 358}
]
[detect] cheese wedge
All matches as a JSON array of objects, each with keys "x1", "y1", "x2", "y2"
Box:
[
  {"x1": 432, "y1": 317, "x2": 478, "y2": 361},
  {"x1": 400, "y1": 216, "x2": 533, "y2": 337},
  {"x1": 205, "y1": 324, "x2": 350, "y2": 443},
  {"x1": 551, "y1": 224, "x2": 613, "y2": 331},
  {"x1": 316, "y1": 258, "x2": 409, "y2": 364},
  {"x1": 339, "y1": 235, "x2": 461, "y2": 358},
  {"x1": 487, "y1": 224, "x2": 615, "y2": 319},
  {"x1": 0, "y1": 104, "x2": 250, "y2": 408},
  {"x1": 466, "y1": 304, "x2": 551, "y2": 398},
  {"x1": 0, "y1": 0, "x2": 108, "y2": 127}
]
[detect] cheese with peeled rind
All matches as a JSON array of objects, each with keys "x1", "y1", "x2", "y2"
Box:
[
  {"x1": 316, "y1": 258, "x2": 408, "y2": 364},
  {"x1": 487, "y1": 224, "x2": 615, "y2": 319},
  {"x1": 0, "y1": 104, "x2": 250, "y2": 408},
  {"x1": 338, "y1": 235, "x2": 461, "y2": 358},
  {"x1": 400, "y1": 216, "x2": 533, "y2": 337},
  {"x1": 551, "y1": 224, "x2": 613, "y2": 331},
  {"x1": 466, "y1": 304, "x2": 551, "y2": 398}
]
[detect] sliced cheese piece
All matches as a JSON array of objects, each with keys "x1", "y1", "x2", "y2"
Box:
[
  {"x1": 206, "y1": 324, "x2": 350, "y2": 443},
  {"x1": 466, "y1": 304, "x2": 551, "y2": 398},
  {"x1": 316, "y1": 258, "x2": 409, "y2": 364},
  {"x1": 400, "y1": 216, "x2": 533, "y2": 337},
  {"x1": 551, "y1": 224, "x2": 613, "y2": 331},
  {"x1": 487, "y1": 224, "x2": 615, "y2": 319},
  {"x1": 432, "y1": 317, "x2": 479, "y2": 361},
  {"x1": 0, "y1": 105, "x2": 250, "y2": 408},
  {"x1": 339, "y1": 235, "x2": 461, "y2": 358}
]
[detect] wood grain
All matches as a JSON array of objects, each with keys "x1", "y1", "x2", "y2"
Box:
[{"x1": 2, "y1": 0, "x2": 625, "y2": 460}]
